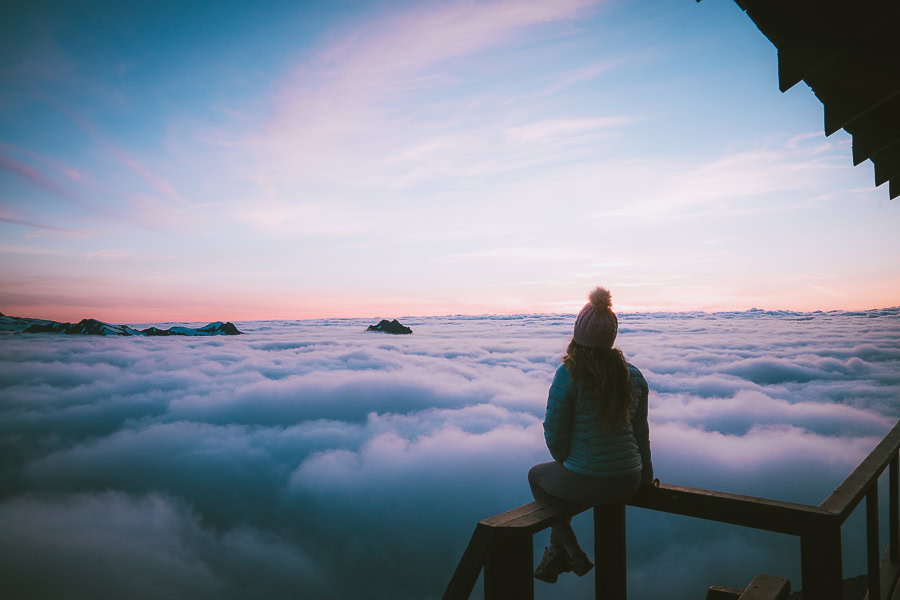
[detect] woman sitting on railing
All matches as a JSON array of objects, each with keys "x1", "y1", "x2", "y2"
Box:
[{"x1": 528, "y1": 286, "x2": 656, "y2": 583}]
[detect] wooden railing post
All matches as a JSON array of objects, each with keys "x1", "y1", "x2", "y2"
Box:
[
  {"x1": 800, "y1": 524, "x2": 843, "y2": 600},
  {"x1": 483, "y1": 529, "x2": 533, "y2": 600},
  {"x1": 891, "y1": 453, "x2": 899, "y2": 563},
  {"x1": 867, "y1": 483, "x2": 881, "y2": 600},
  {"x1": 595, "y1": 504, "x2": 627, "y2": 600},
  {"x1": 443, "y1": 524, "x2": 491, "y2": 600}
]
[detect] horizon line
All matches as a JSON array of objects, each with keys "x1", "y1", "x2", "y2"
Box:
[{"x1": 5, "y1": 304, "x2": 899, "y2": 327}]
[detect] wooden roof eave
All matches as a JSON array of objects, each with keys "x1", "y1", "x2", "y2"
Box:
[{"x1": 697, "y1": 0, "x2": 900, "y2": 199}]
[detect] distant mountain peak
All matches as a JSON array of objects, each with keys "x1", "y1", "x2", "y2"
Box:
[{"x1": 366, "y1": 319, "x2": 412, "y2": 334}]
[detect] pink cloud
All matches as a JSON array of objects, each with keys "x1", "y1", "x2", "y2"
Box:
[
  {"x1": 46, "y1": 101, "x2": 187, "y2": 206},
  {"x1": 0, "y1": 144, "x2": 132, "y2": 225},
  {"x1": 62, "y1": 167, "x2": 84, "y2": 182},
  {"x1": 304, "y1": 0, "x2": 601, "y2": 87},
  {"x1": 0, "y1": 154, "x2": 79, "y2": 202},
  {"x1": 210, "y1": 0, "x2": 607, "y2": 207},
  {"x1": 0, "y1": 202, "x2": 85, "y2": 234},
  {"x1": 504, "y1": 116, "x2": 640, "y2": 144}
]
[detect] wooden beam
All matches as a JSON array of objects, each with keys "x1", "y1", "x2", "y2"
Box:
[
  {"x1": 847, "y1": 97, "x2": 900, "y2": 165},
  {"x1": 628, "y1": 484, "x2": 832, "y2": 535},
  {"x1": 873, "y1": 142, "x2": 900, "y2": 187},
  {"x1": 480, "y1": 498, "x2": 582, "y2": 527},
  {"x1": 480, "y1": 500, "x2": 556, "y2": 527},
  {"x1": 486, "y1": 484, "x2": 834, "y2": 537},
  {"x1": 778, "y1": 41, "x2": 835, "y2": 93},
  {"x1": 825, "y1": 88, "x2": 900, "y2": 138},
  {"x1": 821, "y1": 421, "x2": 900, "y2": 519},
  {"x1": 774, "y1": 2, "x2": 900, "y2": 94},
  {"x1": 480, "y1": 498, "x2": 586, "y2": 534},
  {"x1": 733, "y1": 0, "x2": 787, "y2": 51}
]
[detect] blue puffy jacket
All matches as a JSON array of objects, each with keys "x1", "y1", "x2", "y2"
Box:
[{"x1": 543, "y1": 362, "x2": 653, "y2": 481}]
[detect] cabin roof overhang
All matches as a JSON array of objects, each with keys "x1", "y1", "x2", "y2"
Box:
[{"x1": 700, "y1": 0, "x2": 900, "y2": 199}]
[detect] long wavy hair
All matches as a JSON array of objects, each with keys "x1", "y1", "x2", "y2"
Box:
[{"x1": 562, "y1": 339, "x2": 632, "y2": 430}]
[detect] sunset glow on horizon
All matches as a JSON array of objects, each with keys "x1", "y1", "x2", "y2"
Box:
[{"x1": 2, "y1": 0, "x2": 898, "y2": 323}]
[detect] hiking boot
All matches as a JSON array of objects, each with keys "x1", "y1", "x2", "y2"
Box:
[
  {"x1": 568, "y1": 549, "x2": 594, "y2": 576},
  {"x1": 533, "y1": 545, "x2": 570, "y2": 583}
]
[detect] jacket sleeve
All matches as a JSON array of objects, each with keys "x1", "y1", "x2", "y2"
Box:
[
  {"x1": 543, "y1": 365, "x2": 574, "y2": 462},
  {"x1": 630, "y1": 367, "x2": 654, "y2": 484}
]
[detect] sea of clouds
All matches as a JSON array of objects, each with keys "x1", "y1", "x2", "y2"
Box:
[{"x1": 1, "y1": 308, "x2": 899, "y2": 599}]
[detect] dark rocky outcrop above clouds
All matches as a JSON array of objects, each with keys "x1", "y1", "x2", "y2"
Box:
[
  {"x1": 366, "y1": 319, "x2": 412, "y2": 334},
  {"x1": 0, "y1": 313, "x2": 242, "y2": 336},
  {"x1": 139, "y1": 321, "x2": 242, "y2": 336}
]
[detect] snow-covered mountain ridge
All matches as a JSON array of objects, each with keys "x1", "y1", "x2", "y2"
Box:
[{"x1": 0, "y1": 313, "x2": 242, "y2": 336}]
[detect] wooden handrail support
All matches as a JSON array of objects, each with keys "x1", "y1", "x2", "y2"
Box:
[{"x1": 443, "y1": 420, "x2": 900, "y2": 600}]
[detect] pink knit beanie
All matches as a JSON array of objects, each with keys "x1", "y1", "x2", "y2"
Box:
[{"x1": 573, "y1": 286, "x2": 618, "y2": 348}]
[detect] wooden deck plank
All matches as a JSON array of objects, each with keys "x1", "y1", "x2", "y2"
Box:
[
  {"x1": 739, "y1": 574, "x2": 791, "y2": 600},
  {"x1": 708, "y1": 586, "x2": 743, "y2": 600}
]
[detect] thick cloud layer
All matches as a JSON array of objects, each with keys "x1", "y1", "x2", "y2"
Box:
[{"x1": 1, "y1": 309, "x2": 898, "y2": 599}]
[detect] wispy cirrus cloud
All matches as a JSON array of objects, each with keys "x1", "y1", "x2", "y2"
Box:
[
  {"x1": 439, "y1": 245, "x2": 591, "y2": 264},
  {"x1": 511, "y1": 59, "x2": 621, "y2": 101},
  {"x1": 0, "y1": 154, "x2": 81, "y2": 203},
  {"x1": 505, "y1": 116, "x2": 639, "y2": 144},
  {"x1": 178, "y1": 0, "x2": 622, "y2": 231},
  {"x1": 585, "y1": 132, "x2": 856, "y2": 221},
  {"x1": 0, "y1": 203, "x2": 88, "y2": 235},
  {"x1": 48, "y1": 102, "x2": 187, "y2": 207},
  {"x1": 284, "y1": 0, "x2": 603, "y2": 101},
  {"x1": 84, "y1": 249, "x2": 133, "y2": 261}
]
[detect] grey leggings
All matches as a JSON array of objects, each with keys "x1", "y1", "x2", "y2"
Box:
[{"x1": 528, "y1": 461, "x2": 641, "y2": 556}]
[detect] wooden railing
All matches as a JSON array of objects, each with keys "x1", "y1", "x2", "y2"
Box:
[{"x1": 443, "y1": 420, "x2": 900, "y2": 600}]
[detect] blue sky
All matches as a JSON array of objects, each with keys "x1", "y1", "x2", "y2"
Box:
[{"x1": 1, "y1": 0, "x2": 897, "y2": 322}]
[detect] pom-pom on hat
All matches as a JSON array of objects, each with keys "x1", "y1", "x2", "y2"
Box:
[{"x1": 573, "y1": 286, "x2": 618, "y2": 348}]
